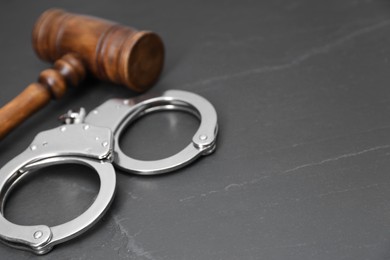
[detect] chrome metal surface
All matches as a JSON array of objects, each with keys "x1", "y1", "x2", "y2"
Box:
[
  {"x1": 85, "y1": 90, "x2": 218, "y2": 175},
  {"x1": 59, "y1": 108, "x2": 87, "y2": 125},
  {"x1": 0, "y1": 90, "x2": 218, "y2": 254},
  {"x1": 0, "y1": 124, "x2": 115, "y2": 254}
]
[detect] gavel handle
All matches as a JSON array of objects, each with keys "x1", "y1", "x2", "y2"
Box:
[
  {"x1": 0, "y1": 84, "x2": 51, "y2": 140},
  {"x1": 0, "y1": 54, "x2": 85, "y2": 140}
]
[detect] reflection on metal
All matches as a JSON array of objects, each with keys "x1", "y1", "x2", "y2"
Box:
[{"x1": 0, "y1": 90, "x2": 218, "y2": 254}]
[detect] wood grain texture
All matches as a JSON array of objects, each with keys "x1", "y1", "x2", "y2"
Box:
[
  {"x1": 0, "y1": 9, "x2": 164, "y2": 140},
  {"x1": 0, "y1": 83, "x2": 51, "y2": 140},
  {"x1": 32, "y1": 8, "x2": 164, "y2": 91}
]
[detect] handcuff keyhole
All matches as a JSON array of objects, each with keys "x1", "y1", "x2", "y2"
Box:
[
  {"x1": 4, "y1": 164, "x2": 100, "y2": 226},
  {"x1": 119, "y1": 110, "x2": 200, "y2": 161}
]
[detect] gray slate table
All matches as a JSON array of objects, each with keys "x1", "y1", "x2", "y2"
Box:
[{"x1": 1, "y1": 1, "x2": 390, "y2": 259}]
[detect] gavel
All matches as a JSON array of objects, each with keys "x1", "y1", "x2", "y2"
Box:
[{"x1": 0, "y1": 9, "x2": 164, "y2": 140}]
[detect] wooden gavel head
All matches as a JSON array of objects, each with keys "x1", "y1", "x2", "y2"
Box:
[
  {"x1": 0, "y1": 9, "x2": 165, "y2": 140},
  {"x1": 32, "y1": 8, "x2": 164, "y2": 92}
]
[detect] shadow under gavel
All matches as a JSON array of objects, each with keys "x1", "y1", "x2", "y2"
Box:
[{"x1": 0, "y1": 9, "x2": 164, "y2": 140}]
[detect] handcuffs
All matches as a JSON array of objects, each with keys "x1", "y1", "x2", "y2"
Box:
[{"x1": 0, "y1": 90, "x2": 218, "y2": 254}]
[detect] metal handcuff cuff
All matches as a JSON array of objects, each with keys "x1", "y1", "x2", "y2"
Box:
[{"x1": 0, "y1": 90, "x2": 218, "y2": 254}]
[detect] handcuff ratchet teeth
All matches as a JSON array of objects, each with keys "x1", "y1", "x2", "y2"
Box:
[{"x1": 0, "y1": 90, "x2": 218, "y2": 254}]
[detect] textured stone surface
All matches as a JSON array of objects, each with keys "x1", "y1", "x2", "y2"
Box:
[{"x1": 1, "y1": 0, "x2": 390, "y2": 259}]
